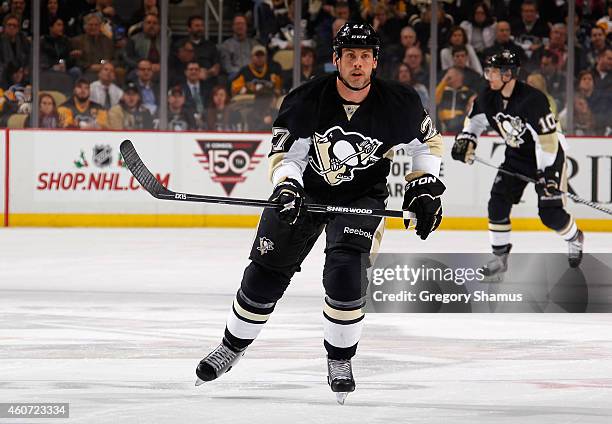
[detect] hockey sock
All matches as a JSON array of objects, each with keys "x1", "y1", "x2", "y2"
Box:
[
  {"x1": 223, "y1": 289, "x2": 275, "y2": 351},
  {"x1": 488, "y1": 219, "x2": 511, "y2": 248},
  {"x1": 323, "y1": 296, "x2": 365, "y2": 360},
  {"x1": 558, "y1": 217, "x2": 579, "y2": 241}
]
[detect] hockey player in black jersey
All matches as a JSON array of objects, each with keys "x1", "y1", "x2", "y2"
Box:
[
  {"x1": 451, "y1": 50, "x2": 584, "y2": 276},
  {"x1": 195, "y1": 23, "x2": 445, "y2": 404}
]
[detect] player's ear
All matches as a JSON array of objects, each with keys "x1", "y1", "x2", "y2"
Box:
[
  {"x1": 332, "y1": 52, "x2": 338, "y2": 65},
  {"x1": 372, "y1": 57, "x2": 378, "y2": 69}
]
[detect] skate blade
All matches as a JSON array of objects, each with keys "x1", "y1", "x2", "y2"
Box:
[
  {"x1": 335, "y1": 392, "x2": 349, "y2": 405},
  {"x1": 195, "y1": 377, "x2": 205, "y2": 387}
]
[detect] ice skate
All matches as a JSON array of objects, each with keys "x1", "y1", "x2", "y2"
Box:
[
  {"x1": 482, "y1": 244, "x2": 512, "y2": 282},
  {"x1": 568, "y1": 230, "x2": 584, "y2": 268},
  {"x1": 195, "y1": 342, "x2": 245, "y2": 386},
  {"x1": 327, "y1": 357, "x2": 355, "y2": 405}
]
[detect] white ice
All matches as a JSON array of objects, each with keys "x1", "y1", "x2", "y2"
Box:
[{"x1": 1, "y1": 228, "x2": 612, "y2": 424}]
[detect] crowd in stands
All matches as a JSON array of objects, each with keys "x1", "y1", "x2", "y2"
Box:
[{"x1": 0, "y1": 0, "x2": 611, "y2": 135}]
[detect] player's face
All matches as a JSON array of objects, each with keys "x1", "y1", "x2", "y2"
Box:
[
  {"x1": 484, "y1": 67, "x2": 513, "y2": 90},
  {"x1": 336, "y1": 48, "x2": 377, "y2": 89}
]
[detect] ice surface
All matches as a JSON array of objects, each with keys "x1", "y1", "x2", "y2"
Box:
[{"x1": 1, "y1": 228, "x2": 612, "y2": 424}]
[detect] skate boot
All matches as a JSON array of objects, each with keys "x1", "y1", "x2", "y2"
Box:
[
  {"x1": 327, "y1": 357, "x2": 355, "y2": 405},
  {"x1": 195, "y1": 342, "x2": 245, "y2": 386},
  {"x1": 568, "y1": 230, "x2": 584, "y2": 268},
  {"x1": 482, "y1": 244, "x2": 512, "y2": 282}
]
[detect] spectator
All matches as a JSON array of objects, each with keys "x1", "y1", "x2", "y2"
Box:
[
  {"x1": 168, "y1": 39, "x2": 195, "y2": 85},
  {"x1": 320, "y1": 18, "x2": 347, "y2": 74},
  {"x1": 167, "y1": 85, "x2": 197, "y2": 130},
  {"x1": 90, "y1": 62, "x2": 123, "y2": 109},
  {"x1": 255, "y1": 0, "x2": 289, "y2": 46},
  {"x1": 41, "y1": 0, "x2": 77, "y2": 37},
  {"x1": 0, "y1": 62, "x2": 28, "y2": 118},
  {"x1": 58, "y1": 77, "x2": 109, "y2": 128},
  {"x1": 435, "y1": 67, "x2": 475, "y2": 133},
  {"x1": 586, "y1": 26, "x2": 609, "y2": 69},
  {"x1": 206, "y1": 85, "x2": 242, "y2": 131},
  {"x1": 460, "y1": 2, "x2": 496, "y2": 56},
  {"x1": 0, "y1": 14, "x2": 31, "y2": 81},
  {"x1": 596, "y1": 1, "x2": 612, "y2": 34},
  {"x1": 248, "y1": 90, "x2": 277, "y2": 131},
  {"x1": 450, "y1": 45, "x2": 484, "y2": 92},
  {"x1": 533, "y1": 23, "x2": 588, "y2": 74},
  {"x1": 385, "y1": 25, "x2": 419, "y2": 79},
  {"x1": 559, "y1": 94, "x2": 598, "y2": 135},
  {"x1": 24, "y1": 92, "x2": 63, "y2": 128},
  {"x1": 83, "y1": 0, "x2": 123, "y2": 40},
  {"x1": 0, "y1": 0, "x2": 30, "y2": 35},
  {"x1": 269, "y1": 0, "x2": 315, "y2": 51},
  {"x1": 511, "y1": 0, "x2": 549, "y2": 59},
  {"x1": 371, "y1": 3, "x2": 402, "y2": 50},
  {"x1": 181, "y1": 15, "x2": 220, "y2": 83},
  {"x1": 122, "y1": 13, "x2": 161, "y2": 76},
  {"x1": 70, "y1": 13, "x2": 114, "y2": 76},
  {"x1": 127, "y1": 0, "x2": 158, "y2": 34},
  {"x1": 539, "y1": 50, "x2": 566, "y2": 108},
  {"x1": 132, "y1": 59, "x2": 159, "y2": 116},
  {"x1": 408, "y1": 2, "x2": 454, "y2": 51},
  {"x1": 231, "y1": 45, "x2": 282, "y2": 96},
  {"x1": 440, "y1": 26, "x2": 483, "y2": 74},
  {"x1": 403, "y1": 46, "x2": 429, "y2": 88},
  {"x1": 40, "y1": 17, "x2": 76, "y2": 73},
  {"x1": 592, "y1": 47, "x2": 612, "y2": 91},
  {"x1": 526, "y1": 72, "x2": 558, "y2": 116},
  {"x1": 395, "y1": 62, "x2": 429, "y2": 110},
  {"x1": 482, "y1": 21, "x2": 527, "y2": 66},
  {"x1": 576, "y1": 69, "x2": 609, "y2": 131},
  {"x1": 182, "y1": 61, "x2": 208, "y2": 128},
  {"x1": 283, "y1": 46, "x2": 321, "y2": 91},
  {"x1": 108, "y1": 81, "x2": 153, "y2": 129},
  {"x1": 219, "y1": 15, "x2": 260, "y2": 80}
]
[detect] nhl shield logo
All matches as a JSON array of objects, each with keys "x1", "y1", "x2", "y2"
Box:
[
  {"x1": 493, "y1": 113, "x2": 527, "y2": 148},
  {"x1": 309, "y1": 126, "x2": 382, "y2": 186},
  {"x1": 257, "y1": 237, "x2": 274, "y2": 255},
  {"x1": 93, "y1": 145, "x2": 113, "y2": 168}
]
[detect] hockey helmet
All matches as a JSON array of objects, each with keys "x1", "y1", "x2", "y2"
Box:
[
  {"x1": 333, "y1": 22, "x2": 381, "y2": 60},
  {"x1": 484, "y1": 50, "x2": 520, "y2": 79}
]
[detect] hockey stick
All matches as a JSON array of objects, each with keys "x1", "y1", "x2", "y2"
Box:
[
  {"x1": 120, "y1": 140, "x2": 408, "y2": 219},
  {"x1": 473, "y1": 156, "x2": 612, "y2": 216}
]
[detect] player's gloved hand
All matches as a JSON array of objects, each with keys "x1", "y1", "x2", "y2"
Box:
[
  {"x1": 270, "y1": 178, "x2": 305, "y2": 225},
  {"x1": 451, "y1": 132, "x2": 477, "y2": 164},
  {"x1": 535, "y1": 167, "x2": 561, "y2": 198},
  {"x1": 402, "y1": 172, "x2": 446, "y2": 240}
]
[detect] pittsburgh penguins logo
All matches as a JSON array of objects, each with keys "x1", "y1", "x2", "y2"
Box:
[
  {"x1": 309, "y1": 126, "x2": 382, "y2": 186},
  {"x1": 493, "y1": 112, "x2": 527, "y2": 148}
]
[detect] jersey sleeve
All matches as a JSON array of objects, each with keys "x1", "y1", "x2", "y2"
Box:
[
  {"x1": 526, "y1": 91, "x2": 560, "y2": 170},
  {"x1": 460, "y1": 95, "x2": 488, "y2": 139}
]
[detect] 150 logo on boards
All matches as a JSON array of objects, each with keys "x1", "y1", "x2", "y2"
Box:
[
  {"x1": 195, "y1": 139, "x2": 264, "y2": 196},
  {"x1": 37, "y1": 144, "x2": 170, "y2": 192}
]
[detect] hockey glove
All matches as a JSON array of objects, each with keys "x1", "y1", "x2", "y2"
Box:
[
  {"x1": 451, "y1": 132, "x2": 477, "y2": 164},
  {"x1": 535, "y1": 167, "x2": 561, "y2": 198},
  {"x1": 402, "y1": 172, "x2": 446, "y2": 240},
  {"x1": 270, "y1": 178, "x2": 305, "y2": 225}
]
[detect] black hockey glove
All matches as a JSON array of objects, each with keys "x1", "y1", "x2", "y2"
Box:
[
  {"x1": 402, "y1": 173, "x2": 446, "y2": 240},
  {"x1": 270, "y1": 178, "x2": 305, "y2": 225},
  {"x1": 451, "y1": 132, "x2": 477, "y2": 164},
  {"x1": 536, "y1": 167, "x2": 561, "y2": 198}
]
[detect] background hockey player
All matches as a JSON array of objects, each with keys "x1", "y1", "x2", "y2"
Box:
[
  {"x1": 195, "y1": 22, "x2": 445, "y2": 404},
  {"x1": 451, "y1": 50, "x2": 584, "y2": 276}
]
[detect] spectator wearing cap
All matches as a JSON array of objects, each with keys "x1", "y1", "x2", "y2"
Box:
[
  {"x1": 459, "y1": 2, "x2": 496, "y2": 56},
  {"x1": 206, "y1": 85, "x2": 242, "y2": 131},
  {"x1": 167, "y1": 85, "x2": 197, "y2": 130},
  {"x1": 90, "y1": 62, "x2": 123, "y2": 109},
  {"x1": 178, "y1": 15, "x2": 220, "y2": 83},
  {"x1": 0, "y1": 14, "x2": 31, "y2": 80},
  {"x1": 231, "y1": 45, "x2": 282, "y2": 96},
  {"x1": 108, "y1": 81, "x2": 153, "y2": 129},
  {"x1": 219, "y1": 15, "x2": 260, "y2": 80},
  {"x1": 58, "y1": 78, "x2": 109, "y2": 128},
  {"x1": 482, "y1": 21, "x2": 527, "y2": 68},
  {"x1": 70, "y1": 13, "x2": 114, "y2": 76},
  {"x1": 182, "y1": 61, "x2": 209, "y2": 126},
  {"x1": 122, "y1": 13, "x2": 161, "y2": 76},
  {"x1": 282, "y1": 46, "x2": 321, "y2": 91},
  {"x1": 131, "y1": 59, "x2": 159, "y2": 116}
]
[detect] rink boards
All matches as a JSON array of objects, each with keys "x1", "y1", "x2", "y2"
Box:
[{"x1": 1, "y1": 129, "x2": 611, "y2": 230}]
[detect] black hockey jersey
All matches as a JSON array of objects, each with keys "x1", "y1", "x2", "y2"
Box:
[
  {"x1": 269, "y1": 73, "x2": 442, "y2": 204},
  {"x1": 462, "y1": 81, "x2": 561, "y2": 170}
]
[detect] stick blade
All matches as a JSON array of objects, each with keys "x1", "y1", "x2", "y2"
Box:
[{"x1": 120, "y1": 140, "x2": 169, "y2": 197}]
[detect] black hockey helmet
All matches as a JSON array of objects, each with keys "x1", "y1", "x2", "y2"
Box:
[
  {"x1": 484, "y1": 50, "x2": 520, "y2": 78},
  {"x1": 333, "y1": 22, "x2": 381, "y2": 60}
]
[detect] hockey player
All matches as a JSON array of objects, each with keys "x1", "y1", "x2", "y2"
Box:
[
  {"x1": 451, "y1": 50, "x2": 584, "y2": 276},
  {"x1": 195, "y1": 22, "x2": 445, "y2": 404}
]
